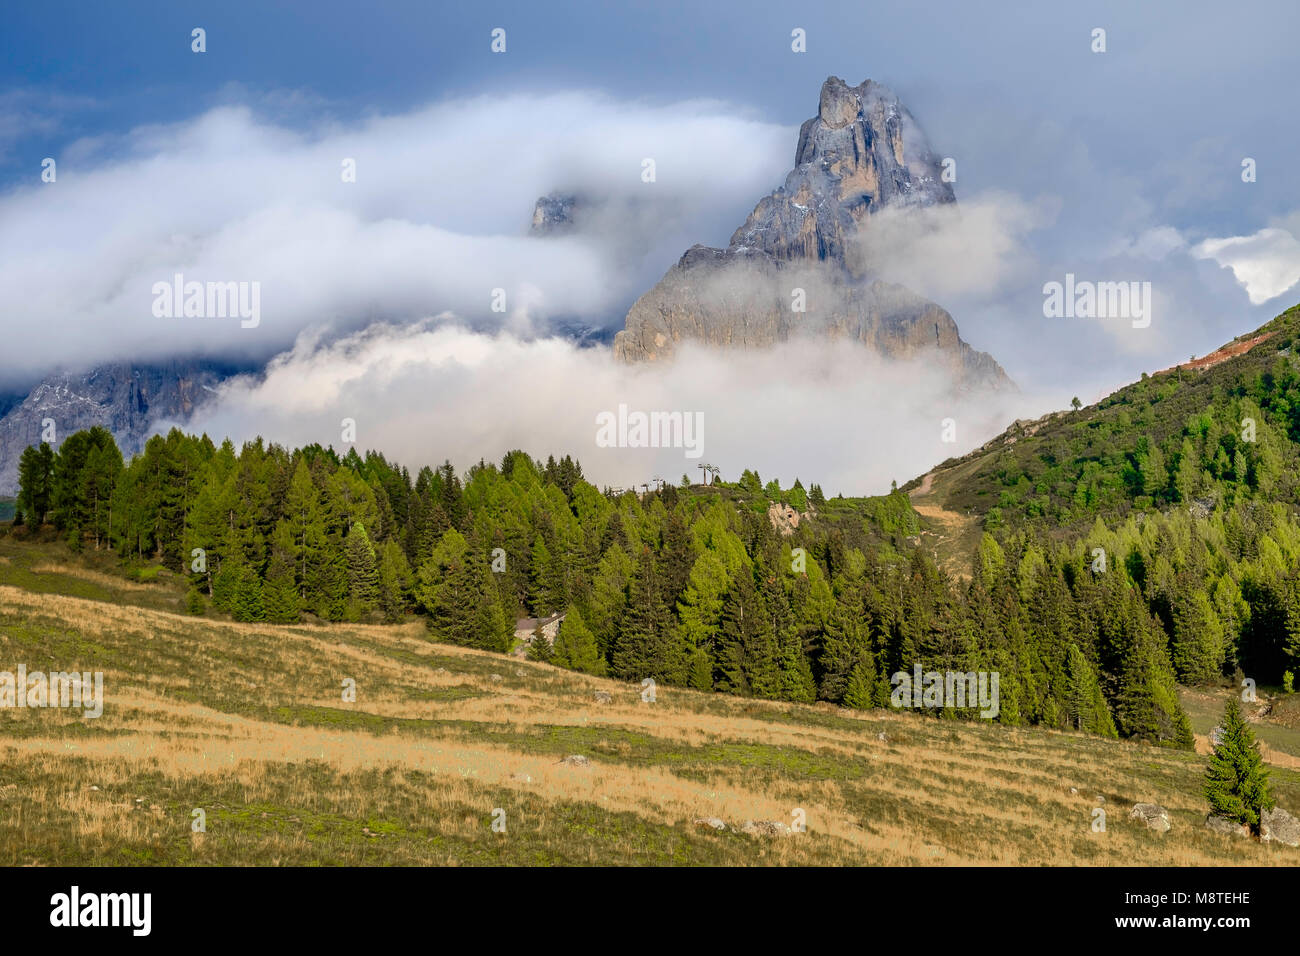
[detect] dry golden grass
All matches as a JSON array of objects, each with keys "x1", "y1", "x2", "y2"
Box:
[
  {"x1": 28, "y1": 562, "x2": 155, "y2": 593},
  {"x1": 1, "y1": 581, "x2": 1298, "y2": 866}
]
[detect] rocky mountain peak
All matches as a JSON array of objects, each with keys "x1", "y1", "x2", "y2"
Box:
[
  {"x1": 611, "y1": 75, "x2": 1009, "y2": 391},
  {"x1": 729, "y1": 76, "x2": 953, "y2": 270},
  {"x1": 816, "y1": 76, "x2": 862, "y2": 130}
]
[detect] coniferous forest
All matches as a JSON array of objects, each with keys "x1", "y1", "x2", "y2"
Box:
[{"x1": 11, "y1": 309, "x2": 1300, "y2": 752}]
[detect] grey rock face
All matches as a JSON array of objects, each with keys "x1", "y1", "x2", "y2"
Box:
[
  {"x1": 729, "y1": 76, "x2": 953, "y2": 268},
  {"x1": 0, "y1": 360, "x2": 228, "y2": 495},
  {"x1": 612, "y1": 76, "x2": 1009, "y2": 390},
  {"x1": 613, "y1": 243, "x2": 1010, "y2": 388},
  {"x1": 530, "y1": 193, "x2": 582, "y2": 236}
]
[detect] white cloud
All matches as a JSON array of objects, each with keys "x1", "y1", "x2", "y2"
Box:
[
  {"x1": 1191, "y1": 226, "x2": 1300, "y2": 305},
  {"x1": 848, "y1": 191, "x2": 1052, "y2": 303},
  {"x1": 184, "y1": 320, "x2": 1041, "y2": 497},
  {"x1": 0, "y1": 93, "x2": 793, "y2": 388}
]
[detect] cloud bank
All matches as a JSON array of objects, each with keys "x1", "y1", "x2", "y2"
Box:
[
  {"x1": 0, "y1": 92, "x2": 792, "y2": 390},
  {"x1": 184, "y1": 320, "x2": 1040, "y2": 497}
]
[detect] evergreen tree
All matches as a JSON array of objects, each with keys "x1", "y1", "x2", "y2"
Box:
[
  {"x1": 376, "y1": 538, "x2": 412, "y2": 623},
  {"x1": 16, "y1": 443, "x2": 55, "y2": 526},
  {"x1": 526, "y1": 626, "x2": 552, "y2": 662},
  {"x1": 716, "y1": 566, "x2": 780, "y2": 698},
  {"x1": 611, "y1": 547, "x2": 674, "y2": 682},
  {"x1": 551, "y1": 606, "x2": 605, "y2": 675},
  {"x1": 1171, "y1": 587, "x2": 1226, "y2": 684},
  {"x1": 843, "y1": 660, "x2": 875, "y2": 709},
  {"x1": 1204, "y1": 697, "x2": 1274, "y2": 833},
  {"x1": 345, "y1": 522, "x2": 380, "y2": 619},
  {"x1": 1065, "y1": 644, "x2": 1117, "y2": 737}
]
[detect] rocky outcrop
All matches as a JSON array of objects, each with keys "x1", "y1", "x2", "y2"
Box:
[
  {"x1": 692, "y1": 817, "x2": 728, "y2": 832},
  {"x1": 611, "y1": 76, "x2": 1010, "y2": 391},
  {"x1": 0, "y1": 360, "x2": 231, "y2": 495},
  {"x1": 768, "y1": 501, "x2": 815, "y2": 536}
]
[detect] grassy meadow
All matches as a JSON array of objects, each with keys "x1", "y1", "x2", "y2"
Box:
[{"x1": 0, "y1": 533, "x2": 1297, "y2": 866}]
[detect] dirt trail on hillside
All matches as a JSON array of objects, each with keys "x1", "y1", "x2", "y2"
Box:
[
  {"x1": 908, "y1": 471, "x2": 970, "y2": 533},
  {"x1": 908, "y1": 471, "x2": 978, "y2": 579}
]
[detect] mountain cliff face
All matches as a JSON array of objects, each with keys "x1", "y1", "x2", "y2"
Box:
[
  {"x1": 0, "y1": 361, "x2": 229, "y2": 494},
  {"x1": 611, "y1": 76, "x2": 1010, "y2": 389}
]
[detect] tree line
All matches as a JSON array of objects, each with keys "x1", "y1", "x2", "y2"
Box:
[{"x1": 19, "y1": 424, "x2": 1300, "y2": 749}]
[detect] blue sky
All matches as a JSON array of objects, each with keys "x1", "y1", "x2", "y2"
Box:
[{"x1": 6, "y1": 0, "x2": 1297, "y2": 221}]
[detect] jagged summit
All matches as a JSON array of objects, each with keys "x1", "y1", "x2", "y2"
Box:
[
  {"x1": 611, "y1": 75, "x2": 1009, "y2": 390},
  {"x1": 729, "y1": 76, "x2": 953, "y2": 269}
]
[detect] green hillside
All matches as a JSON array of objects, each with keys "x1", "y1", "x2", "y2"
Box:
[{"x1": 908, "y1": 303, "x2": 1300, "y2": 536}]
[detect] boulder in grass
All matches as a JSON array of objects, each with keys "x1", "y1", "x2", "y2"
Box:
[
  {"x1": 592, "y1": 691, "x2": 613, "y2": 704},
  {"x1": 1129, "y1": 803, "x2": 1171, "y2": 833},
  {"x1": 1261, "y1": 807, "x2": 1300, "y2": 846},
  {"x1": 558, "y1": 754, "x2": 591, "y2": 768},
  {"x1": 692, "y1": 817, "x2": 728, "y2": 832},
  {"x1": 1204, "y1": 814, "x2": 1251, "y2": 839}
]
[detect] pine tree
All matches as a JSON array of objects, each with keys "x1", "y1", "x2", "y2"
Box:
[
  {"x1": 345, "y1": 522, "x2": 380, "y2": 619},
  {"x1": 1204, "y1": 697, "x2": 1274, "y2": 833},
  {"x1": 611, "y1": 547, "x2": 673, "y2": 682},
  {"x1": 16, "y1": 443, "x2": 55, "y2": 527},
  {"x1": 843, "y1": 660, "x2": 875, "y2": 709},
  {"x1": 550, "y1": 606, "x2": 605, "y2": 675},
  {"x1": 376, "y1": 538, "x2": 412, "y2": 623},
  {"x1": 1065, "y1": 644, "x2": 1117, "y2": 737},
  {"x1": 675, "y1": 550, "x2": 729, "y2": 681},
  {"x1": 526, "y1": 626, "x2": 553, "y2": 662},
  {"x1": 1171, "y1": 586, "x2": 1226, "y2": 684},
  {"x1": 715, "y1": 566, "x2": 780, "y2": 698}
]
